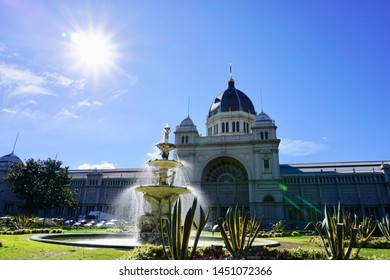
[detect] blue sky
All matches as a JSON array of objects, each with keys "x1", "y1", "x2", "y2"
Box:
[{"x1": 0, "y1": 0, "x2": 389, "y2": 169}]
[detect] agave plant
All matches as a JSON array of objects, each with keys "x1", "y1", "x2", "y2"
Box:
[
  {"x1": 356, "y1": 215, "x2": 376, "y2": 241},
  {"x1": 161, "y1": 197, "x2": 208, "y2": 260},
  {"x1": 217, "y1": 205, "x2": 263, "y2": 259},
  {"x1": 315, "y1": 204, "x2": 359, "y2": 260},
  {"x1": 12, "y1": 215, "x2": 33, "y2": 229},
  {"x1": 378, "y1": 213, "x2": 390, "y2": 241},
  {"x1": 272, "y1": 220, "x2": 285, "y2": 233}
]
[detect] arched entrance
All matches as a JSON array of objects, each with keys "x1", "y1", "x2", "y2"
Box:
[
  {"x1": 201, "y1": 156, "x2": 249, "y2": 222},
  {"x1": 262, "y1": 194, "x2": 277, "y2": 219}
]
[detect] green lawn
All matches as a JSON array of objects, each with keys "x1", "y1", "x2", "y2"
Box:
[
  {"x1": 268, "y1": 235, "x2": 390, "y2": 260},
  {"x1": 1, "y1": 231, "x2": 389, "y2": 260},
  {"x1": 0, "y1": 233, "x2": 125, "y2": 260}
]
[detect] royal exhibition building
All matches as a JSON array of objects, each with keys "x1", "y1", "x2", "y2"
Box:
[{"x1": 1, "y1": 76, "x2": 390, "y2": 226}]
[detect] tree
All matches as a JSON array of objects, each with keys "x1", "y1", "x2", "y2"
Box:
[{"x1": 6, "y1": 158, "x2": 78, "y2": 217}]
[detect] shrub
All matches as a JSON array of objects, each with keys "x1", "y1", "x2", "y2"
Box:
[
  {"x1": 0, "y1": 227, "x2": 10, "y2": 234},
  {"x1": 122, "y1": 245, "x2": 228, "y2": 260},
  {"x1": 291, "y1": 231, "x2": 301, "y2": 237},
  {"x1": 194, "y1": 245, "x2": 227, "y2": 260},
  {"x1": 13, "y1": 229, "x2": 32, "y2": 234},
  {"x1": 287, "y1": 247, "x2": 326, "y2": 259},
  {"x1": 272, "y1": 220, "x2": 285, "y2": 233},
  {"x1": 358, "y1": 238, "x2": 390, "y2": 249},
  {"x1": 50, "y1": 228, "x2": 63, "y2": 234},
  {"x1": 31, "y1": 228, "x2": 50, "y2": 234},
  {"x1": 121, "y1": 244, "x2": 166, "y2": 260},
  {"x1": 252, "y1": 247, "x2": 326, "y2": 260}
]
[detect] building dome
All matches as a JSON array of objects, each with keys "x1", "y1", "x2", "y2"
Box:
[
  {"x1": 0, "y1": 152, "x2": 23, "y2": 168},
  {"x1": 176, "y1": 116, "x2": 198, "y2": 133},
  {"x1": 208, "y1": 78, "x2": 256, "y2": 118},
  {"x1": 179, "y1": 116, "x2": 195, "y2": 127},
  {"x1": 256, "y1": 111, "x2": 273, "y2": 123}
]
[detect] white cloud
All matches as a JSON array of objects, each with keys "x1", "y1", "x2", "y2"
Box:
[
  {"x1": 0, "y1": 62, "x2": 88, "y2": 121},
  {"x1": 24, "y1": 99, "x2": 39, "y2": 105},
  {"x1": 70, "y1": 79, "x2": 86, "y2": 95},
  {"x1": 13, "y1": 84, "x2": 51, "y2": 96},
  {"x1": 54, "y1": 99, "x2": 103, "y2": 120},
  {"x1": 279, "y1": 138, "x2": 326, "y2": 157},
  {"x1": 78, "y1": 161, "x2": 116, "y2": 170},
  {"x1": 0, "y1": 63, "x2": 46, "y2": 94},
  {"x1": 0, "y1": 62, "x2": 85, "y2": 97},
  {"x1": 43, "y1": 72, "x2": 74, "y2": 87},
  {"x1": 76, "y1": 99, "x2": 103, "y2": 108},
  {"x1": 1, "y1": 106, "x2": 41, "y2": 119},
  {"x1": 1, "y1": 97, "x2": 41, "y2": 119},
  {"x1": 110, "y1": 89, "x2": 128, "y2": 99},
  {"x1": 55, "y1": 108, "x2": 80, "y2": 120},
  {"x1": 1, "y1": 108, "x2": 18, "y2": 114}
]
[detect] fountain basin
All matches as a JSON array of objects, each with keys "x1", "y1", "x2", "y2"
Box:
[
  {"x1": 147, "y1": 159, "x2": 183, "y2": 169},
  {"x1": 30, "y1": 233, "x2": 143, "y2": 249},
  {"x1": 30, "y1": 233, "x2": 279, "y2": 250},
  {"x1": 135, "y1": 185, "x2": 191, "y2": 199}
]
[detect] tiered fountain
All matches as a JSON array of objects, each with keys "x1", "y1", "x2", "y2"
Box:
[{"x1": 134, "y1": 125, "x2": 191, "y2": 243}]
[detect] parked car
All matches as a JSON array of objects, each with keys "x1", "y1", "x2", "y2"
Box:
[
  {"x1": 96, "y1": 220, "x2": 107, "y2": 227},
  {"x1": 73, "y1": 220, "x2": 87, "y2": 227},
  {"x1": 64, "y1": 220, "x2": 75, "y2": 226},
  {"x1": 104, "y1": 219, "x2": 117, "y2": 227},
  {"x1": 84, "y1": 220, "x2": 96, "y2": 227}
]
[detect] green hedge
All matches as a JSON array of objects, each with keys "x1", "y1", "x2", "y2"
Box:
[{"x1": 0, "y1": 228, "x2": 63, "y2": 235}]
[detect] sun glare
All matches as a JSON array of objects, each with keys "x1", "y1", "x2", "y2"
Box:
[{"x1": 68, "y1": 29, "x2": 117, "y2": 75}]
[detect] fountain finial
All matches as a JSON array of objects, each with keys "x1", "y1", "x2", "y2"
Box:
[{"x1": 164, "y1": 124, "x2": 170, "y2": 143}]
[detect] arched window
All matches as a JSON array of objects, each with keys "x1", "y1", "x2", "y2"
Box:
[
  {"x1": 226, "y1": 122, "x2": 229, "y2": 132},
  {"x1": 232, "y1": 122, "x2": 236, "y2": 132},
  {"x1": 236, "y1": 121, "x2": 240, "y2": 132},
  {"x1": 263, "y1": 159, "x2": 270, "y2": 169},
  {"x1": 265, "y1": 131, "x2": 268, "y2": 139},
  {"x1": 222, "y1": 122, "x2": 225, "y2": 133},
  {"x1": 202, "y1": 157, "x2": 248, "y2": 183},
  {"x1": 263, "y1": 195, "x2": 275, "y2": 203},
  {"x1": 260, "y1": 132, "x2": 264, "y2": 140}
]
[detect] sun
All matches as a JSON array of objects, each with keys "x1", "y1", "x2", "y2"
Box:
[{"x1": 68, "y1": 29, "x2": 118, "y2": 76}]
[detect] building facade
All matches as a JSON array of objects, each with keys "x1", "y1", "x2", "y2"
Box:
[
  {"x1": 0, "y1": 153, "x2": 25, "y2": 216},
  {"x1": 1, "y1": 76, "x2": 389, "y2": 224}
]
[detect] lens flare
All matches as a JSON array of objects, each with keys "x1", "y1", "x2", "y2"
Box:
[
  {"x1": 296, "y1": 196, "x2": 322, "y2": 214},
  {"x1": 279, "y1": 183, "x2": 288, "y2": 191}
]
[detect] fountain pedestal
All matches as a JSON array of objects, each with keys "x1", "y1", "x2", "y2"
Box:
[{"x1": 134, "y1": 125, "x2": 190, "y2": 243}]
